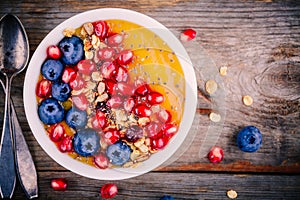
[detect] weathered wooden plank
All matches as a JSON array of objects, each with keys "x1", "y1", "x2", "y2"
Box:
[
  {"x1": 11, "y1": 172, "x2": 300, "y2": 199},
  {"x1": 0, "y1": 0, "x2": 299, "y2": 173}
]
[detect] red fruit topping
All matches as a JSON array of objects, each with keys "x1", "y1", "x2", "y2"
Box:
[
  {"x1": 147, "y1": 92, "x2": 164, "y2": 105},
  {"x1": 47, "y1": 45, "x2": 61, "y2": 59},
  {"x1": 115, "y1": 66, "x2": 129, "y2": 82},
  {"x1": 49, "y1": 124, "x2": 65, "y2": 142},
  {"x1": 117, "y1": 82, "x2": 134, "y2": 96},
  {"x1": 36, "y1": 79, "x2": 52, "y2": 98},
  {"x1": 72, "y1": 94, "x2": 89, "y2": 111},
  {"x1": 157, "y1": 109, "x2": 171, "y2": 123},
  {"x1": 124, "y1": 98, "x2": 135, "y2": 112},
  {"x1": 59, "y1": 136, "x2": 73, "y2": 153},
  {"x1": 145, "y1": 122, "x2": 163, "y2": 139},
  {"x1": 62, "y1": 67, "x2": 77, "y2": 83},
  {"x1": 94, "y1": 153, "x2": 109, "y2": 169},
  {"x1": 134, "y1": 95, "x2": 148, "y2": 105},
  {"x1": 107, "y1": 33, "x2": 124, "y2": 46},
  {"x1": 116, "y1": 50, "x2": 133, "y2": 66},
  {"x1": 208, "y1": 146, "x2": 224, "y2": 163},
  {"x1": 180, "y1": 28, "x2": 197, "y2": 42},
  {"x1": 96, "y1": 110, "x2": 107, "y2": 129},
  {"x1": 135, "y1": 84, "x2": 151, "y2": 96},
  {"x1": 93, "y1": 20, "x2": 109, "y2": 41},
  {"x1": 100, "y1": 183, "x2": 118, "y2": 199},
  {"x1": 51, "y1": 178, "x2": 68, "y2": 191},
  {"x1": 134, "y1": 104, "x2": 152, "y2": 117},
  {"x1": 101, "y1": 62, "x2": 118, "y2": 79},
  {"x1": 107, "y1": 96, "x2": 122, "y2": 108},
  {"x1": 163, "y1": 123, "x2": 178, "y2": 138},
  {"x1": 69, "y1": 75, "x2": 86, "y2": 90},
  {"x1": 77, "y1": 60, "x2": 96, "y2": 75},
  {"x1": 104, "y1": 129, "x2": 121, "y2": 144},
  {"x1": 105, "y1": 79, "x2": 117, "y2": 94},
  {"x1": 97, "y1": 47, "x2": 115, "y2": 61},
  {"x1": 151, "y1": 137, "x2": 169, "y2": 150}
]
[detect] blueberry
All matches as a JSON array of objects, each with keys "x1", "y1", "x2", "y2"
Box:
[
  {"x1": 58, "y1": 36, "x2": 84, "y2": 65},
  {"x1": 65, "y1": 107, "x2": 87, "y2": 130},
  {"x1": 38, "y1": 98, "x2": 64, "y2": 125},
  {"x1": 73, "y1": 128, "x2": 100, "y2": 157},
  {"x1": 41, "y1": 59, "x2": 64, "y2": 81},
  {"x1": 237, "y1": 126, "x2": 262, "y2": 152},
  {"x1": 52, "y1": 81, "x2": 71, "y2": 102},
  {"x1": 106, "y1": 141, "x2": 131, "y2": 166},
  {"x1": 160, "y1": 195, "x2": 174, "y2": 200}
]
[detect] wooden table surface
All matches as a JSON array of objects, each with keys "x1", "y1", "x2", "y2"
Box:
[{"x1": 0, "y1": 0, "x2": 299, "y2": 199}]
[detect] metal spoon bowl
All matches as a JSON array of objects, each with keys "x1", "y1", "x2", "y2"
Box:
[{"x1": 0, "y1": 14, "x2": 30, "y2": 198}]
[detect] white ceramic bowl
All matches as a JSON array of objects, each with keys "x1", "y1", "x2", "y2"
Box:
[{"x1": 24, "y1": 8, "x2": 197, "y2": 180}]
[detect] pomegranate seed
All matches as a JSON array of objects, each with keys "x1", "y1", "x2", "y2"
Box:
[
  {"x1": 100, "y1": 183, "x2": 118, "y2": 199},
  {"x1": 93, "y1": 20, "x2": 109, "y2": 41},
  {"x1": 107, "y1": 96, "x2": 122, "y2": 108},
  {"x1": 124, "y1": 98, "x2": 135, "y2": 112},
  {"x1": 94, "y1": 153, "x2": 109, "y2": 169},
  {"x1": 104, "y1": 129, "x2": 121, "y2": 144},
  {"x1": 157, "y1": 109, "x2": 171, "y2": 123},
  {"x1": 47, "y1": 45, "x2": 61, "y2": 59},
  {"x1": 72, "y1": 94, "x2": 89, "y2": 111},
  {"x1": 116, "y1": 50, "x2": 133, "y2": 66},
  {"x1": 180, "y1": 28, "x2": 196, "y2": 42},
  {"x1": 96, "y1": 110, "x2": 107, "y2": 129},
  {"x1": 134, "y1": 104, "x2": 152, "y2": 117},
  {"x1": 151, "y1": 137, "x2": 169, "y2": 150},
  {"x1": 135, "y1": 84, "x2": 151, "y2": 96},
  {"x1": 91, "y1": 115, "x2": 101, "y2": 130},
  {"x1": 101, "y1": 62, "x2": 118, "y2": 79},
  {"x1": 59, "y1": 136, "x2": 73, "y2": 152},
  {"x1": 117, "y1": 82, "x2": 134, "y2": 96},
  {"x1": 49, "y1": 124, "x2": 65, "y2": 142},
  {"x1": 163, "y1": 123, "x2": 178, "y2": 138},
  {"x1": 134, "y1": 95, "x2": 148, "y2": 105},
  {"x1": 145, "y1": 121, "x2": 163, "y2": 139},
  {"x1": 208, "y1": 146, "x2": 224, "y2": 163},
  {"x1": 77, "y1": 60, "x2": 96, "y2": 75},
  {"x1": 36, "y1": 79, "x2": 52, "y2": 98},
  {"x1": 97, "y1": 47, "x2": 115, "y2": 61},
  {"x1": 51, "y1": 178, "x2": 67, "y2": 191},
  {"x1": 70, "y1": 75, "x2": 86, "y2": 90},
  {"x1": 62, "y1": 67, "x2": 77, "y2": 83},
  {"x1": 105, "y1": 79, "x2": 117, "y2": 94},
  {"x1": 147, "y1": 92, "x2": 164, "y2": 105},
  {"x1": 107, "y1": 33, "x2": 124, "y2": 46},
  {"x1": 115, "y1": 66, "x2": 129, "y2": 82}
]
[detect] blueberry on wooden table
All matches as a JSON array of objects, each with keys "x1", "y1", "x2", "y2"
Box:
[{"x1": 237, "y1": 126, "x2": 262, "y2": 152}]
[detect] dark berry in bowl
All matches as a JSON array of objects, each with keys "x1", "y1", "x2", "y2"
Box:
[
  {"x1": 125, "y1": 125, "x2": 143, "y2": 142},
  {"x1": 237, "y1": 126, "x2": 262, "y2": 152},
  {"x1": 41, "y1": 59, "x2": 64, "y2": 81},
  {"x1": 65, "y1": 107, "x2": 87, "y2": 130},
  {"x1": 73, "y1": 128, "x2": 100, "y2": 157},
  {"x1": 38, "y1": 98, "x2": 65, "y2": 125},
  {"x1": 51, "y1": 81, "x2": 71, "y2": 102},
  {"x1": 160, "y1": 195, "x2": 174, "y2": 200},
  {"x1": 58, "y1": 36, "x2": 84, "y2": 65},
  {"x1": 106, "y1": 141, "x2": 131, "y2": 166}
]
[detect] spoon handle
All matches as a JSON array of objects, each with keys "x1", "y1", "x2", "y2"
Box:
[
  {"x1": 0, "y1": 78, "x2": 16, "y2": 199},
  {"x1": 11, "y1": 100, "x2": 38, "y2": 199}
]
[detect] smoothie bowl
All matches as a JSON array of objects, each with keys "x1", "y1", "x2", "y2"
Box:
[{"x1": 24, "y1": 8, "x2": 197, "y2": 180}]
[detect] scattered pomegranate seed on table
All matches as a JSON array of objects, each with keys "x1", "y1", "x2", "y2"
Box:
[
  {"x1": 100, "y1": 183, "x2": 118, "y2": 199},
  {"x1": 51, "y1": 178, "x2": 68, "y2": 191},
  {"x1": 180, "y1": 28, "x2": 197, "y2": 42},
  {"x1": 208, "y1": 146, "x2": 224, "y2": 163}
]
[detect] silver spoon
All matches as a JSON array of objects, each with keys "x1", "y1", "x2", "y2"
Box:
[{"x1": 0, "y1": 14, "x2": 37, "y2": 199}]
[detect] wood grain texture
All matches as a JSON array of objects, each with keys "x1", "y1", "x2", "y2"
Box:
[
  {"x1": 0, "y1": 0, "x2": 299, "y2": 199},
  {"x1": 11, "y1": 172, "x2": 300, "y2": 200}
]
